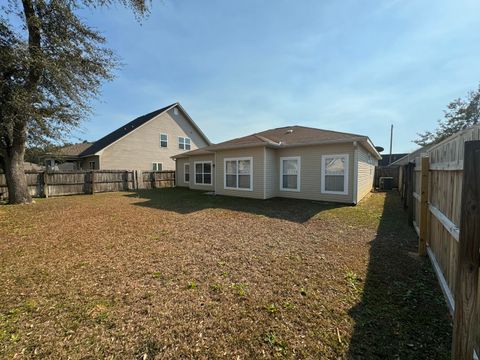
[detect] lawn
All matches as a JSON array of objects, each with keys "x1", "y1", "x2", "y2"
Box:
[{"x1": 0, "y1": 189, "x2": 451, "y2": 359}]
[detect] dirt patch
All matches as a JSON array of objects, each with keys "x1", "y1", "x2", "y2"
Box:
[{"x1": 0, "y1": 189, "x2": 451, "y2": 358}]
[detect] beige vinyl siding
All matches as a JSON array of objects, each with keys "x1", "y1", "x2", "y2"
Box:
[
  {"x1": 356, "y1": 144, "x2": 376, "y2": 203},
  {"x1": 98, "y1": 108, "x2": 208, "y2": 171},
  {"x1": 274, "y1": 143, "x2": 355, "y2": 204},
  {"x1": 189, "y1": 154, "x2": 215, "y2": 191},
  {"x1": 175, "y1": 158, "x2": 189, "y2": 187},
  {"x1": 215, "y1": 147, "x2": 265, "y2": 199},
  {"x1": 264, "y1": 147, "x2": 277, "y2": 199}
]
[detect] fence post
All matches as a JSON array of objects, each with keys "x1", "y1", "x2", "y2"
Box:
[
  {"x1": 151, "y1": 171, "x2": 156, "y2": 189},
  {"x1": 418, "y1": 156, "x2": 429, "y2": 256},
  {"x1": 43, "y1": 171, "x2": 49, "y2": 198},
  {"x1": 406, "y1": 163, "x2": 414, "y2": 225},
  {"x1": 452, "y1": 140, "x2": 480, "y2": 360}
]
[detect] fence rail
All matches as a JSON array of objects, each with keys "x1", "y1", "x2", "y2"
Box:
[
  {"x1": 400, "y1": 124, "x2": 480, "y2": 360},
  {"x1": 0, "y1": 169, "x2": 175, "y2": 199}
]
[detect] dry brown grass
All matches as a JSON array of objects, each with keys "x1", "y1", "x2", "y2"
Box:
[{"x1": 0, "y1": 189, "x2": 451, "y2": 359}]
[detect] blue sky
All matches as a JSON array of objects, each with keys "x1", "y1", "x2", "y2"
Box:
[{"x1": 74, "y1": 0, "x2": 480, "y2": 153}]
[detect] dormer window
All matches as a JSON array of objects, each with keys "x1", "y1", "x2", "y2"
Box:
[
  {"x1": 178, "y1": 137, "x2": 191, "y2": 150},
  {"x1": 160, "y1": 133, "x2": 168, "y2": 148}
]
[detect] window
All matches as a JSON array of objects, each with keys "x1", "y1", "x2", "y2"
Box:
[
  {"x1": 178, "y1": 137, "x2": 191, "y2": 150},
  {"x1": 280, "y1": 157, "x2": 300, "y2": 191},
  {"x1": 184, "y1": 163, "x2": 190, "y2": 183},
  {"x1": 321, "y1": 154, "x2": 349, "y2": 195},
  {"x1": 89, "y1": 161, "x2": 95, "y2": 170},
  {"x1": 152, "y1": 162, "x2": 163, "y2": 171},
  {"x1": 194, "y1": 161, "x2": 212, "y2": 185},
  {"x1": 224, "y1": 157, "x2": 253, "y2": 191},
  {"x1": 160, "y1": 133, "x2": 168, "y2": 148}
]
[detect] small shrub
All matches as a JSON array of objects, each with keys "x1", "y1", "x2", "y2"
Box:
[{"x1": 187, "y1": 281, "x2": 197, "y2": 289}]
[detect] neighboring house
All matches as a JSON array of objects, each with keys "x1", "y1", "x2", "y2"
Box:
[
  {"x1": 389, "y1": 144, "x2": 434, "y2": 166},
  {"x1": 173, "y1": 126, "x2": 381, "y2": 204},
  {"x1": 378, "y1": 153, "x2": 409, "y2": 167},
  {"x1": 44, "y1": 103, "x2": 210, "y2": 171}
]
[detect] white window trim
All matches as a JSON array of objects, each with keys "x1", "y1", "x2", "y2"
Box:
[
  {"x1": 89, "y1": 161, "x2": 95, "y2": 170},
  {"x1": 224, "y1": 157, "x2": 253, "y2": 191},
  {"x1": 194, "y1": 161, "x2": 212, "y2": 186},
  {"x1": 321, "y1": 154, "x2": 349, "y2": 195},
  {"x1": 184, "y1": 163, "x2": 190, "y2": 183},
  {"x1": 178, "y1": 136, "x2": 191, "y2": 150},
  {"x1": 152, "y1": 162, "x2": 163, "y2": 171},
  {"x1": 160, "y1": 133, "x2": 168, "y2": 148},
  {"x1": 279, "y1": 156, "x2": 301, "y2": 192}
]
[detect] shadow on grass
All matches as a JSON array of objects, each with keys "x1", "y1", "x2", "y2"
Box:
[
  {"x1": 126, "y1": 187, "x2": 348, "y2": 223},
  {"x1": 347, "y1": 191, "x2": 452, "y2": 359}
]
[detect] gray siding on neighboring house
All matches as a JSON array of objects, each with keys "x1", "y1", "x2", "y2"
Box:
[
  {"x1": 99, "y1": 108, "x2": 208, "y2": 171},
  {"x1": 273, "y1": 143, "x2": 355, "y2": 203},
  {"x1": 356, "y1": 144, "x2": 376, "y2": 203},
  {"x1": 214, "y1": 146, "x2": 265, "y2": 199}
]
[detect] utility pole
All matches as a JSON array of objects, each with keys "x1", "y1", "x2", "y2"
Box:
[{"x1": 389, "y1": 124, "x2": 393, "y2": 165}]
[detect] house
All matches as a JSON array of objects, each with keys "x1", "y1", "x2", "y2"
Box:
[
  {"x1": 173, "y1": 126, "x2": 381, "y2": 204},
  {"x1": 44, "y1": 103, "x2": 210, "y2": 171},
  {"x1": 389, "y1": 144, "x2": 434, "y2": 166},
  {"x1": 377, "y1": 153, "x2": 409, "y2": 167}
]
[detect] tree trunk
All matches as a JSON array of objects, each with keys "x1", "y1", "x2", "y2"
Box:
[{"x1": 3, "y1": 134, "x2": 32, "y2": 204}]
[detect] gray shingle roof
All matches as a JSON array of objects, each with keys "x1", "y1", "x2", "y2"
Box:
[{"x1": 80, "y1": 103, "x2": 177, "y2": 157}]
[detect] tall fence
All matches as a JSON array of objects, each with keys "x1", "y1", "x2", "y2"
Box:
[
  {"x1": 0, "y1": 169, "x2": 175, "y2": 200},
  {"x1": 400, "y1": 124, "x2": 480, "y2": 359},
  {"x1": 374, "y1": 165, "x2": 400, "y2": 188}
]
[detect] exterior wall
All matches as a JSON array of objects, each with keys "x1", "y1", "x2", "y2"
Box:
[
  {"x1": 356, "y1": 144, "x2": 377, "y2": 203},
  {"x1": 189, "y1": 154, "x2": 215, "y2": 191},
  {"x1": 175, "y1": 155, "x2": 215, "y2": 191},
  {"x1": 264, "y1": 147, "x2": 277, "y2": 199},
  {"x1": 98, "y1": 108, "x2": 208, "y2": 171},
  {"x1": 273, "y1": 143, "x2": 355, "y2": 204},
  {"x1": 80, "y1": 156, "x2": 100, "y2": 170},
  {"x1": 175, "y1": 158, "x2": 189, "y2": 187},
  {"x1": 214, "y1": 146, "x2": 265, "y2": 199}
]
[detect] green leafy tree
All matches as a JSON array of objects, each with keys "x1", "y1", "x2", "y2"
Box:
[
  {"x1": 0, "y1": 0, "x2": 150, "y2": 203},
  {"x1": 415, "y1": 84, "x2": 480, "y2": 146}
]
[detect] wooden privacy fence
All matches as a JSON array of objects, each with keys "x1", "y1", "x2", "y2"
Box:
[
  {"x1": 0, "y1": 170, "x2": 175, "y2": 199},
  {"x1": 141, "y1": 170, "x2": 175, "y2": 189},
  {"x1": 374, "y1": 165, "x2": 400, "y2": 188},
  {"x1": 401, "y1": 124, "x2": 480, "y2": 360}
]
